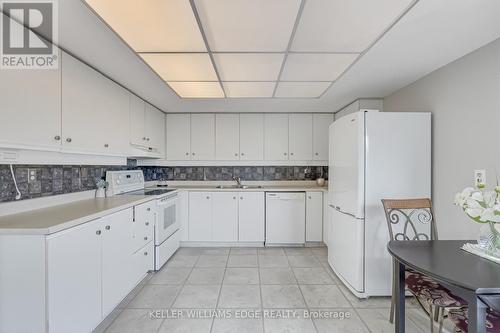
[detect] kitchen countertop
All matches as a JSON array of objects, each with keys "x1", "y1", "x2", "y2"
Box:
[
  {"x1": 0, "y1": 195, "x2": 154, "y2": 235},
  {"x1": 0, "y1": 182, "x2": 328, "y2": 236}
]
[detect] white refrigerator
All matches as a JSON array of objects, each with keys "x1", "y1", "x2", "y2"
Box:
[{"x1": 327, "y1": 111, "x2": 431, "y2": 298}]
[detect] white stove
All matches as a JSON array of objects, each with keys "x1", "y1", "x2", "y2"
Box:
[{"x1": 106, "y1": 170, "x2": 180, "y2": 270}]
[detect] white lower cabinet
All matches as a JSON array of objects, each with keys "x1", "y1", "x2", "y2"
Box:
[
  {"x1": 306, "y1": 191, "x2": 323, "y2": 242},
  {"x1": 47, "y1": 219, "x2": 102, "y2": 333},
  {"x1": 212, "y1": 192, "x2": 238, "y2": 242},
  {"x1": 188, "y1": 191, "x2": 264, "y2": 243},
  {"x1": 1, "y1": 204, "x2": 154, "y2": 333},
  {"x1": 238, "y1": 192, "x2": 265, "y2": 242}
]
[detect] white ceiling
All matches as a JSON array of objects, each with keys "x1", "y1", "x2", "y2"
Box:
[
  {"x1": 84, "y1": 0, "x2": 417, "y2": 99},
  {"x1": 30, "y1": 0, "x2": 500, "y2": 111}
]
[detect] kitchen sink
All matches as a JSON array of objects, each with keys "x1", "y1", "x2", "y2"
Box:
[{"x1": 216, "y1": 185, "x2": 263, "y2": 189}]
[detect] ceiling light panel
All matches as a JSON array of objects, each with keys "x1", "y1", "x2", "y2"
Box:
[
  {"x1": 291, "y1": 0, "x2": 414, "y2": 52},
  {"x1": 214, "y1": 54, "x2": 284, "y2": 81},
  {"x1": 275, "y1": 82, "x2": 331, "y2": 98},
  {"x1": 223, "y1": 82, "x2": 276, "y2": 98},
  {"x1": 140, "y1": 53, "x2": 217, "y2": 81},
  {"x1": 168, "y1": 82, "x2": 224, "y2": 98},
  {"x1": 194, "y1": 0, "x2": 301, "y2": 52},
  {"x1": 85, "y1": 0, "x2": 206, "y2": 52},
  {"x1": 280, "y1": 53, "x2": 358, "y2": 81}
]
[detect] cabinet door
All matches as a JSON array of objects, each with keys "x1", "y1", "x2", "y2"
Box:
[
  {"x1": 191, "y1": 114, "x2": 215, "y2": 160},
  {"x1": 166, "y1": 114, "x2": 191, "y2": 160},
  {"x1": 212, "y1": 192, "x2": 238, "y2": 242},
  {"x1": 240, "y1": 114, "x2": 264, "y2": 161},
  {"x1": 0, "y1": 50, "x2": 61, "y2": 150},
  {"x1": 101, "y1": 209, "x2": 134, "y2": 317},
  {"x1": 306, "y1": 192, "x2": 323, "y2": 242},
  {"x1": 216, "y1": 114, "x2": 240, "y2": 160},
  {"x1": 47, "y1": 219, "x2": 102, "y2": 333},
  {"x1": 313, "y1": 114, "x2": 334, "y2": 160},
  {"x1": 289, "y1": 114, "x2": 313, "y2": 161},
  {"x1": 178, "y1": 191, "x2": 189, "y2": 241},
  {"x1": 130, "y1": 94, "x2": 146, "y2": 146},
  {"x1": 145, "y1": 104, "x2": 165, "y2": 155},
  {"x1": 188, "y1": 192, "x2": 212, "y2": 241},
  {"x1": 264, "y1": 114, "x2": 289, "y2": 160},
  {"x1": 133, "y1": 201, "x2": 155, "y2": 253},
  {"x1": 238, "y1": 192, "x2": 265, "y2": 242},
  {"x1": 62, "y1": 52, "x2": 128, "y2": 155}
]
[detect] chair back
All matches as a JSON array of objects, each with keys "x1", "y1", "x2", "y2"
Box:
[{"x1": 381, "y1": 198, "x2": 438, "y2": 241}]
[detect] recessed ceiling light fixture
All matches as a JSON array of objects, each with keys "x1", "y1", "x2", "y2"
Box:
[{"x1": 85, "y1": 0, "x2": 415, "y2": 99}]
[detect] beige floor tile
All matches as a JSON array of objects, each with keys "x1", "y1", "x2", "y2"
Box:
[
  {"x1": 230, "y1": 247, "x2": 259, "y2": 255},
  {"x1": 258, "y1": 247, "x2": 285, "y2": 256},
  {"x1": 195, "y1": 255, "x2": 228, "y2": 268},
  {"x1": 292, "y1": 267, "x2": 334, "y2": 284},
  {"x1": 264, "y1": 315, "x2": 316, "y2": 333},
  {"x1": 258, "y1": 255, "x2": 289, "y2": 268},
  {"x1": 149, "y1": 267, "x2": 192, "y2": 285},
  {"x1": 187, "y1": 268, "x2": 225, "y2": 285},
  {"x1": 287, "y1": 255, "x2": 322, "y2": 268},
  {"x1": 167, "y1": 255, "x2": 199, "y2": 268},
  {"x1": 356, "y1": 308, "x2": 425, "y2": 333},
  {"x1": 260, "y1": 268, "x2": 297, "y2": 284},
  {"x1": 104, "y1": 309, "x2": 163, "y2": 333},
  {"x1": 261, "y1": 285, "x2": 306, "y2": 308},
  {"x1": 127, "y1": 285, "x2": 181, "y2": 309},
  {"x1": 158, "y1": 318, "x2": 213, "y2": 333},
  {"x1": 227, "y1": 255, "x2": 258, "y2": 267},
  {"x1": 172, "y1": 285, "x2": 221, "y2": 309},
  {"x1": 218, "y1": 285, "x2": 261, "y2": 308},
  {"x1": 212, "y1": 316, "x2": 263, "y2": 333},
  {"x1": 224, "y1": 268, "x2": 260, "y2": 285},
  {"x1": 300, "y1": 285, "x2": 351, "y2": 308},
  {"x1": 313, "y1": 309, "x2": 369, "y2": 333}
]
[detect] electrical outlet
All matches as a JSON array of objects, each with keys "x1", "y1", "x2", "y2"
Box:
[
  {"x1": 28, "y1": 169, "x2": 37, "y2": 183},
  {"x1": 474, "y1": 169, "x2": 486, "y2": 187}
]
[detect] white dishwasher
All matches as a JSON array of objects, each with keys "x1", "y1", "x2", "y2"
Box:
[{"x1": 265, "y1": 192, "x2": 306, "y2": 245}]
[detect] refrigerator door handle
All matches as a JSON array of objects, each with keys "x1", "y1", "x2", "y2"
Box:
[{"x1": 329, "y1": 204, "x2": 363, "y2": 220}]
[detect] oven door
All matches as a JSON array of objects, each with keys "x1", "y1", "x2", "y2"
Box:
[{"x1": 155, "y1": 194, "x2": 179, "y2": 245}]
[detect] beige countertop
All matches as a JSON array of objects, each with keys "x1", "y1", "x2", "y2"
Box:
[
  {"x1": 0, "y1": 195, "x2": 153, "y2": 236},
  {"x1": 0, "y1": 182, "x2": 328, "y2": 236}
]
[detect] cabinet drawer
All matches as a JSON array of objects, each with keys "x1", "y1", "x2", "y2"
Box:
[{"x1": 131, "y1": 241, "x2": 154, "y2": 286}]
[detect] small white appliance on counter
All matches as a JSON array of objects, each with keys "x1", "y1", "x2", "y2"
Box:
[
  {"x1": 328, "y1": 111, "x2": 431, "y2": 298},
  {"x1": 265, "y1": 192, "x2": 306, "y2": 245},
  {"x1": 106, "y1": 170, "x2": 180, "y2": 270}
]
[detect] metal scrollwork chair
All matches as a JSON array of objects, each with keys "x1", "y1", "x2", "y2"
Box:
[{"x1": 382, "y1": 198, "x2": 467, "y2": 333}]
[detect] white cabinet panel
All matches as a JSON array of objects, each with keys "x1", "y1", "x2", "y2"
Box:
[
  {"x1": 130, "y1": 94, "x2": 146, "y2": 146},
  {"x1": 191, "y1": 114, "x2": 215, "y2": 160},
  {"x1": 306, "y1": 191, "x2": 323, "y2": 242},
  {"x1": 264, "y1": 114, "x2": 289, "y2": 160},
  {"x1": 212, "y1": 192, "x2": 238, "y2": 242},
  {"x1": 178, "y1": 191, "x2": 190, "y2": 241},
  {"x1": 47, "y1": 219, "x2": 102, "y2": 333},
  {"x1": 313, "y1": 114, "x2": 334, "y2": 160},
  {"x1": 238, "y1": 192, "x2": 265, "y2": 242},
  {"x1": 101, "y1": 209, "x2": 134, "y2": 317},
  {"x1": 145, "y1": 104, "x2": 165, "y2": 155},
  {"x1": 166, "y1": 114, "x2": 191, "y2": 160},
  {"x1": 0, "y1": 52, "x2": 61, "y2": 150},
  {"x1": 239, "y1": 114, "x2": 264, "y2": 161},
  {"x1": 289, "y1": 114, "x2": 313, "y2": 161},
  {"x1": 132, "y1": 201, "x2": 155, "y2": 253},
  {"x1": 62, "y1": 52, "x2": 129, "y2": 156},
  {"x1": 216, "y1": 114, "x2": 240, "y2": 160},
  {"x1": 188, "y1": 192, "x2": 212, "y2": 241}
]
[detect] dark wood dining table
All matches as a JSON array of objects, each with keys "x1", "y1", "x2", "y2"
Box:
[{"x1": 387, "y1": 240, "x2": 500, "y2": 333}]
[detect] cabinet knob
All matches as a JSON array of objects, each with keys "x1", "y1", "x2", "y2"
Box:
[
  {"x1": 241, "y1": 153, "x2": 245, "y2": 156},
  {"x1": 284, "y1": 152, "x2": 287, "y2": 156},
  {"x1": 233, "y1": 196, "x2": 236, "y2": 200},
  {"x1": 144, "y1": 252, "x2": 148, "y2": 256},
  {"x1": 66, "y1": 138, "x2": 72, "y2": 143},
  {"x1": 240, "y1": 197, "x2": 243, "y2": 200},
  {"x1": 96, "y1": 230, "x2": 101, "y2": 235},
  {"x1": 185, "y1": 152, "x2": 189, "y2": 156},
  {"x1": 315, "y1": 152, "x2": 319, "y2": 156},
  {"x1": 206, "y1": 196, "x2": 210, "y2": 199},
  {"x1": 145, "y1": 222, "x2": 149, "y2": 226},
  {"x1": 147, "y1": 208, "x2": 151, "y2": 211},
  {"x1": 105, "y1": 225, "x2": 110, "y2": 230},
  {"x1": 54, "y1": 135, "x2": 61, "y2": 141},
  {"x1": 192, "y1": 152, "x2": 195, "y2": 156},
  {"x1": 146, "y1": 138, "x2": 150, "y2": 141},
  {"x1": 290, "y1": 152, "x2": 294, "y2": 156},
  {"x1": 144, "y1": 236, "x2": 148, "y2": 240},
  {"x1": 234, "y1": 153, "x2": 238, "y2": 156},
  {"x1": 104, "y1": 144, "x2": 109, "y2": 148},
  {"x1": 143, "y1": 137, "x2": 147, "y2": 140},
  {"x1": 308, "y1": 196, "x2": 312, "y2": 199}
]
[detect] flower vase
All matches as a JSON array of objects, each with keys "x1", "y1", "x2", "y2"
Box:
[
  {"x1": 488, "y1": 222, "x2": 500, "y2": 253},
  {"x1": 96, "y1": 187, "x2": 106, "y2": 198}
]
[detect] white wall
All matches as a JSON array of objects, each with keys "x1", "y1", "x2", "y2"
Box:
[{"x1": 384, "y1": 38, "x2": 500, "y2": 239}]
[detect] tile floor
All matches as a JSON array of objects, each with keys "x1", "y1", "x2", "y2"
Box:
[{"x1": 97, "y1": 247, "x2": 455, "y2": 333}]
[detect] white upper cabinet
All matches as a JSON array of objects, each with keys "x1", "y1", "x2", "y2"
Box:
[
  {"x1": 239, "y1": 114, "x2": 264, "y2": 161},
  {"x1": 313, "y1": 114, "x2": 334, "y2": 160},
  {"x1": 191, "y1": 114, "x2": 215, "y2": 160},
  {"x1": 0, "y1": 53, "x2": 61, "y2": 151},
  {"x1": 264, "y1": 114, "x2": 289, "y2": 161},
  {"x1": 145, "y1": 104, "x2": 165, "y2": 155},
  {"x1": 216, "y1": 114, "x2": 240, "y2": 160},
  {"x1": 166, "y1": 114, "x2": 191, "y2": 160},
  {"x1": 289, "y1": 114, "x2": 313, "y2": 161},
  {"x1": 129, "y1": 94, "x2": 146, "y2": 147},
  {"x1": 62, "y1": 52, "x2": 129, "y2": 156}
]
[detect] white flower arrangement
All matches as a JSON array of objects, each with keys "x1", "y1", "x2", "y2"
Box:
[
  {"x1": 95, "y1": 178, "x2": 109, "y2": 189},
  {"x1": 454, "y1": 184, "x2": 500, "y2": 223}
]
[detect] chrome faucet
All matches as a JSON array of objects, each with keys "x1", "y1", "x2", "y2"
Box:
[{"x1": 232, "y1": 176, "x2": 242, "y2": 186}]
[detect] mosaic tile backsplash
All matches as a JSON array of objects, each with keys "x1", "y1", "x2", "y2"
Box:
[{"x1": 0, "y1": 164, "x2": 327, "y2": 203}]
